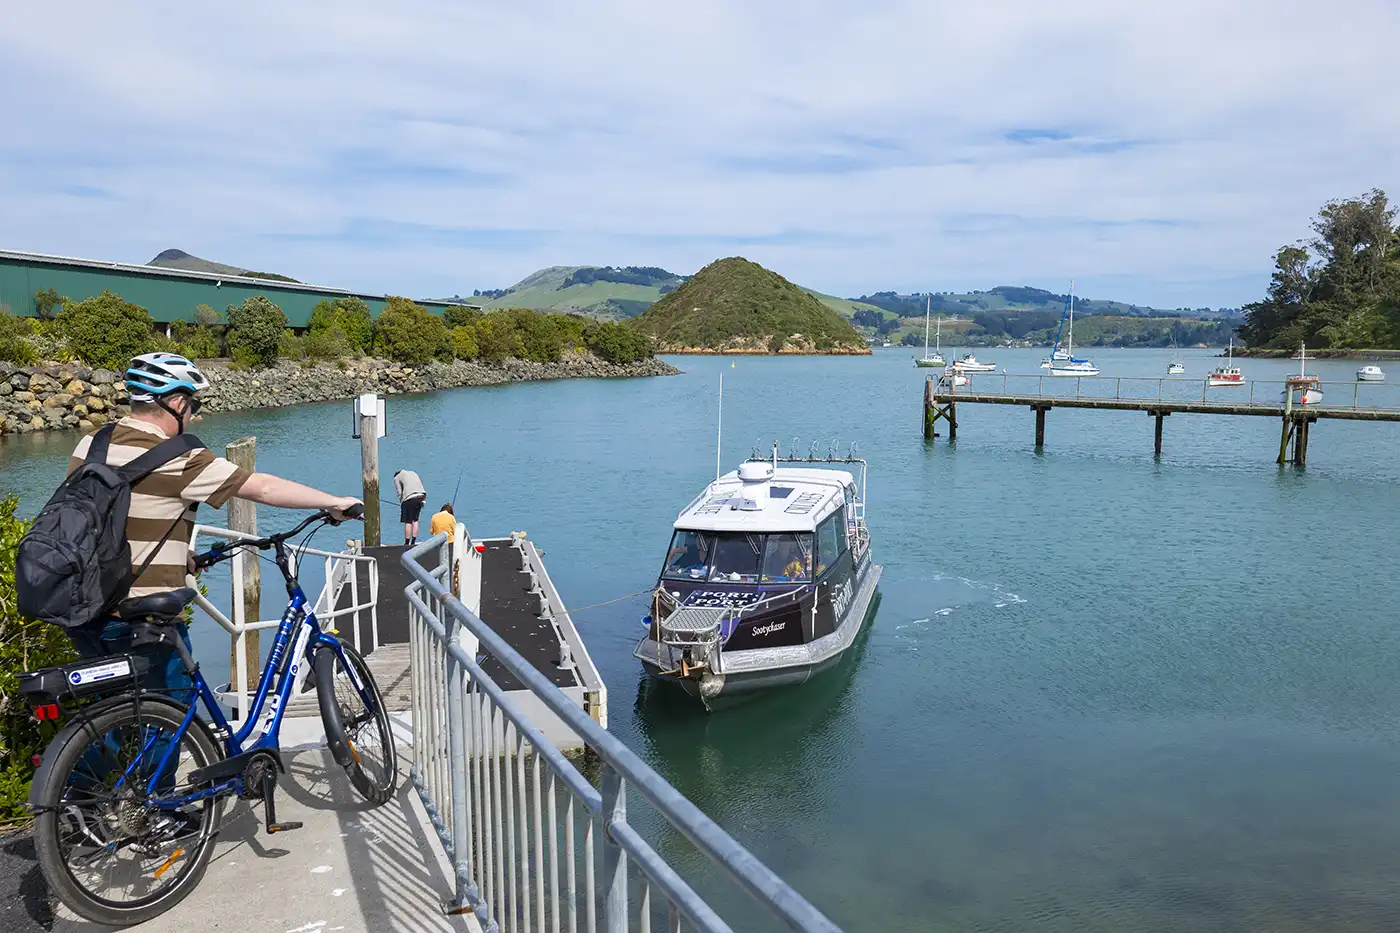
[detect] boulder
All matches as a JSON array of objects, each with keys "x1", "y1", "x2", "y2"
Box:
[
  {"x1": 24, "y1": 416, "x2": 42, "y2": 432},
  {"x1": 9, "y1": 373, "x2": 27, "y2": 389},
  {"x1": 72, "y1": 403, "x2": 88, "y2": 417},
  {"x1": 91, "y1": 369, "x2": 117, "y2": 385},
  {"x1": 28, "y1": 374, "x2": 59, "y2": 393},
  {"x1": 12, "y1": 390, "x2": 33, "y2": 403},
  {"x1": 85, "y1": 396, "x2": 105, "y2": 411},
  {"x1": 88, "y1": 412, "x2": 108, "y2": 426},
  {"x1": 77, "y1": 419, "x2": 94, "y2": 433},
  {"x1": 43, "y1": 393, "x2": 75, "y2": 409},
  {"x1": 0, "y1": 382, "x2": 10, "y2": 397},
  {"x1": 62, "y1": 413, "x2": 80, "y2": 427},
  {"x1": 65, "y1": 379, "x2": 88, "y2": 396}
]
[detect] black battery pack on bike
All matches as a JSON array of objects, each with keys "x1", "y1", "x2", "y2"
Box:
[{"x1": 18, "y1": 655, "x2": 151, "y2": 719}]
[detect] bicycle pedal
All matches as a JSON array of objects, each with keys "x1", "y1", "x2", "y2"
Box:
[{"x1": 267, "y1": 821, "x2": 303, "y2": 834}]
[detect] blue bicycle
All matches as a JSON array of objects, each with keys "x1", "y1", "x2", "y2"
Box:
[{"x1": 20, "y1": 505, "x2": 397, "y2": 926}]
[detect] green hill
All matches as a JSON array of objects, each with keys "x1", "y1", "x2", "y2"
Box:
[
  {"x1": 472, "y1": 265, "x2": 686, "y2": 319},
  {"x1": 629, "y1": 257, "x2": 869, "y2": 354}
]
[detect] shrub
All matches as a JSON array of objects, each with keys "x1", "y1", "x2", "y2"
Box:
[
  {"x1": 0, "y1": 496, "x2": 76, "y2": 819},
  {"x1": 451, "y1": 325, "x2": 479, "y2": 360},
  {"x1": 0, "y1": 308, "x2": 37, "y2": 365},
  {"x1": 25, "y1": 319, "x2": 72, "y2": 363},
  {"x1": 373, "y1": 297, "x2": 452, "y2": 365},
  {"x1": 444, "y1": 305, "x2": 482, "y2": 328},
  {"x1": 309, "y1": 298, "x2": 373, "y2": 353},
  {"x1": 472, "y1": 314, "x2": 522, "y2": 363},
  {"x1": 55, "y1": 291, "x2": 155, "y2": 370},
  {"x1": 505, "y1": 308, "x2": 566, "y2": 362},
  {"x1": 584, "y1": 321, "x2": 652, "y2": 364},
  {"x1": 306, "y1": 326, "x2": 351, "y2": 361},
  {"x1": 226, "y1": 296, "x2": 287, "y2": 368},
  {"x1": 279, "y1": 329, "x2": 306, "y2": 361}
]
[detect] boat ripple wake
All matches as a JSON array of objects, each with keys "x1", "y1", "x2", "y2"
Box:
[{"x1": 891, "y1": 573, "x2": 1028, "y2": 646}]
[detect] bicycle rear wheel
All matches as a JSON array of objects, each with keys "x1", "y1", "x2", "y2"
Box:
[
  {"x1": 33, "y1": 698, "x2": 223, "y2": 926},
  {"x1": 315, "y1": 643, "x2": 398, "y2": 806}
]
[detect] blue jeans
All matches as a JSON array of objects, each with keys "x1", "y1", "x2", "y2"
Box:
[{"x1": 65, "y1": 619, "x2": 197, "y2": 795}]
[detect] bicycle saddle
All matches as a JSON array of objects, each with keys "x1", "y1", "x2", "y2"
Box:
[{"x1": 116, "y1": 587, "x2": 198, "y2": 621}]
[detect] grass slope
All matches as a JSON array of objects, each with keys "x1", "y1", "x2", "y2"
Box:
[{"x1": 630, "y1": 257, "x2": 868, "y2": 353}]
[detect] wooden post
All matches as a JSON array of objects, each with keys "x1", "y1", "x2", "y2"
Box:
[
  {"x1": 923, "y1": 378, "x2": 935, "y2": 439},
  {"x1": 1152, "y1": 411, "x2": 1167, "y2": 456},
  {"x1": 361, "y1": 411, "x2": 380, "y2": 547},
  {"x1": 1034, "y1": 406, "x2": 1046, "y2": 447},
  {"x1": 947, "y1": 401, "x2": 957, "y2": 441},
  {"x1": 226, "y1": 437, "x2": 259, "y2": 708},
  {"x1": 1295, "y1": 416, "x2": 1311, "y2": 466}
]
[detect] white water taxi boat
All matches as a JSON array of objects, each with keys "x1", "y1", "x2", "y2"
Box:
[
  {"x1": 913, "y1": 299, "x2": 945, "y2": 368},
  {"x1": 1167, "y1": 361, "x2": 1185, "y2": 375},
  {"x1": 635, "y1": 445, "x2": 882, "y2": 708},
  {"x1": 1357, "y1": 365, "x2": 1385, "y2": 382},
  {"x1": 952, "y1": 353, "x2": 996, "y2": 372},
  {"x1": 938, "y1": 366, "x2": 969, "y2": 388},
  {"x1": 1208, "y1": 338, "x2": 1244, "y2": 387}
]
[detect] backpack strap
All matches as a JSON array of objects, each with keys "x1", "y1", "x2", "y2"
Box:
[
  {"x1": 85, "y1": 422, "x2": 117, "y2": 464},
  {"x1": 116, "y1": 433, "x2": 206, "y2": 484}
]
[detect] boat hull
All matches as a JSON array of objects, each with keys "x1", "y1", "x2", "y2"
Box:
[
  {"x1": 635, "y1": 560, "x2": 883, "y2": 710},
  {"x1": 914, "y1": 358, "x2": 944, "y2": 368},
  {"x1": 1357, "y1": 371, "x2": 1385, "y2": 382},
  {"x1": 1207, "y1": 377, "x2": 1244, "y2": 387},
  {"x1": 1048, "y1": 366, "x2": 1099, "y2": 377}
]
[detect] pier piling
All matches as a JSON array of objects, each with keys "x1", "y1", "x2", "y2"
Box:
[
  {"x1": 1151, "y1": 411, "x2": 1169, "y2": 456},
  {"x1": 1033, "y1": 406, "x2": 1048, "y2": 447}
]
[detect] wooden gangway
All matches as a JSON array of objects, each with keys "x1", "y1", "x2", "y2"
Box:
[{"x1": 923, "y1": 373, "x2": 1400, "y2": 464}]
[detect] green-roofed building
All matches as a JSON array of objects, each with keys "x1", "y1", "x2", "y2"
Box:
[{"x1": 0, "y1": 249, "x2": 473, "y2": 328}]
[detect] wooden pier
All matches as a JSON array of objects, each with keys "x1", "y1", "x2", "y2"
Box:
[{"x1": 923, "y1": 374, "x2": 1400, "y2": 464}]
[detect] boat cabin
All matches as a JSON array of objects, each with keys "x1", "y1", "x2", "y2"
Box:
[{"x1": 660, "y1": 461, "x2": 866, "y2": 590}]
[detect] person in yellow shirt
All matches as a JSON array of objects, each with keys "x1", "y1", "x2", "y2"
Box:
[{"x1": 429, "y1": 503, "x2": 455, "y2": 537}]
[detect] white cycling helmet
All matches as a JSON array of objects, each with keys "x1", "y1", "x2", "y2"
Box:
[{"x1": 124, "y1": 352, "x2": 211, "y2": 403}]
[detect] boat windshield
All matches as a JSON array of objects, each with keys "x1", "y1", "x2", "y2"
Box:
[
  {"x1": 708, "y1": 533, "x2": 763, "y2": 583},
  {"x1": 759, "y1": 533, "x2": 813, "y2": 583},
  {"x1": 661, "y1": 530, "x2": 815, "y2": 585},
  {"x1": 662, "y1": 530, "x2": 712, "y2": 581}
]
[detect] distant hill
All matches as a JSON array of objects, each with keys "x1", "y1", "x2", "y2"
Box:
[
  {"x1": 471, "y1": 265, "x2": 686, "y2": 319},
  {"x1": 629, "y1": 257, "x2": 869, "y2": 354},
  {"x1": 148, "y1": 249, "x2": 299, "y2": 283}
]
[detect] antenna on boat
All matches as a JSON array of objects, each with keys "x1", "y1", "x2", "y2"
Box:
[
  {"x1": 772, "y1": 440, "x2": 779, "y2": 468},
  {"x1": 715, "y1": 372, "x2": 723, "y2": 481}
]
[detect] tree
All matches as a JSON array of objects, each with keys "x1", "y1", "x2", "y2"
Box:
[
  {"x1": 55, "y1": 291, "x2": 155, "y2": 370},
  {"x1": 451, "y1": 325, "x2": 479, "y2": 360},
  {"x1": 372, "y1": 297, "x2": 452, "y2": 365},
  {"x1": 472, "y1": 314, "x2": 521, "y2": 363},
  {"x1": 444, "y1": 305, "x2": 482, "y2": 328},
  {"x1": 0, "y1": 308, "x2": 36, "y2": 365},
  {"x1": 583, "y1": 321, "x2": 652, "y2": 363},
  {"x1": 33, "y1": 288, "x2": 64, "y2": 321},
  {"x1": 226, "y1": 296, "x2": 287, "y2": 367}
]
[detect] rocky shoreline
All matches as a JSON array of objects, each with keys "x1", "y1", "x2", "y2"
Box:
[
  {"x1": 1230, "y1": 348, "x2": 1400, "y2": 360},
  {"x1": 0, "y1": 354, "x2": 679, "y2": 436}
]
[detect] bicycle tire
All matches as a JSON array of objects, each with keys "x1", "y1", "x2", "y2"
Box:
[
  {"x1": 315, "y1": 643, "x2": 398, "y2": 806},
  {"x1": 33, "y1": 698, "x2": 223, "y2": 926}
]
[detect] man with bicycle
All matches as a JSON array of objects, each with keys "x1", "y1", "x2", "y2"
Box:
[{"x1": 64, "y1": 352, "x2": 362, "y2": 698}]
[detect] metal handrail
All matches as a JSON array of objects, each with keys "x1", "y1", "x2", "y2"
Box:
[
  {"x1": 187, "y1": 524, "x2": 378, "y2": 720},
  {"x1": 402, "y1": 534, "x2": 842, "y2": 933}
]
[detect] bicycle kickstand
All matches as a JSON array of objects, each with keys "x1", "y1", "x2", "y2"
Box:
[{"x1": 262, "y1": 771, "x2": 303, "y2": 834}]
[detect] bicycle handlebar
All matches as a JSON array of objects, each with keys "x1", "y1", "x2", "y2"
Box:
[{"x1": 192, "y1": 506, "x2": 363, "y2": 570}]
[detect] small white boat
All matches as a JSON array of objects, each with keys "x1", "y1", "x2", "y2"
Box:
[
  {"x1": 1047, "y1": 282, "x2": 1098, "y2": 377},
  {"x1": 1167, "y1": 361, "x2": 1185, "y2": 375},
  {"x1": 938, "y1": 366, "x2": 969, "y2": 388},
  {"x1": 952, "y1": 353, "x2": 996, "y2": 372},
  {"x1": 913, "y1": 299, "x2": 945, "y2": 368},
  {"x1": 1207, "y1": 338, "x2": 1244, "y2": 387},
  {"x1": 1357, "y1": 365, "x2": 1386, "y2": 382},
  {"x1": 1283, "y1": 341, "x2": 1323, "y2": 405}
]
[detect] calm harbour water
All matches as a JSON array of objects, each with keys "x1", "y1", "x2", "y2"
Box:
[{"x1": 4, "y1": 348, "x2": 1400, "y2": 931}]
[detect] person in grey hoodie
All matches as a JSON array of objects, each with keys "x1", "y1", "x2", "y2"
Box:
[{"x1": 394, "y1": 469, "x2": 427, "y2": 545}]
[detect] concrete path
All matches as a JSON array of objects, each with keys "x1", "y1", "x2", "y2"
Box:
[{"x1": 6, "y1": 718, "x2": 479, "y2": 933}]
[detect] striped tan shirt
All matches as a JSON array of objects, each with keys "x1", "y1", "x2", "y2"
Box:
[{"x1": 68, "y1": 418, "x2": 251, "y2": 598}]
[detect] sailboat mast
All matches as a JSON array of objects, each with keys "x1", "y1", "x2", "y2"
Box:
[
  {"x1": 935, "y1": 314, "x2": 941, "y2": 353},
  {"x1": 1067, "y1": 280, "x2": 1075, "y2": 356},
  {"x1": 924, "y1": 296, "x2": 930, "y2": 355}
]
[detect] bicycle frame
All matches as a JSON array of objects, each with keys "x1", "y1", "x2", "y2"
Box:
[{"x1": 133, "y1": 580, "x2": 366, "y2": 808}]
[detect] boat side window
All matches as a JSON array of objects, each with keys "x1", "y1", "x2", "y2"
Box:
[
  {"x1": 760, "y1": 532, "x2": 813, "y2": 583},
  {"x1": 662, "y1": 530, "x2": 712, "y2": 580},
  {"x1": 708, "y1": 533, "x2": 763, "y2": 583},
  {"x1": 815, "y1": 507, "x2": 847, "y2": 576}
]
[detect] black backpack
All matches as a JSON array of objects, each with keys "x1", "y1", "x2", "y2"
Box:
[{"x1": 16, "y1": 423, "x2": 204, "y2": 628}]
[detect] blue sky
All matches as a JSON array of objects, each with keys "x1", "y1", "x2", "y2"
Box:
[{"x1": 1, "y1": 1, "x2": 1396, "y2": 308}]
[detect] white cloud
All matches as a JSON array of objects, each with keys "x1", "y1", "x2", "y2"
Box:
[{"x1": 1, "y1": 0, "x2": 1396, "y2": 306}]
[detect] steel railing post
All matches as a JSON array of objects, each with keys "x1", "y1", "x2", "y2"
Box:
[
  {"x1": 447, "y1": 580, "x2": 471, "y2": 911},
  {"x1": 601, "y1": 764, "x2": 628, "y2": 933}
]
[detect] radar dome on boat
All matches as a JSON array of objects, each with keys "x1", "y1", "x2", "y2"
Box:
[{"x1": 738, "y1": 461, "x2": 775, "y2": 483}]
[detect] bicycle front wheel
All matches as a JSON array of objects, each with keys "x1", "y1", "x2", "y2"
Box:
[
  {"x1": 33, "y1": 698, "x2": 223, "y2": 926},
  {"x1": 315, "y1": 643, "x2": 398, "y2": 806}
]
